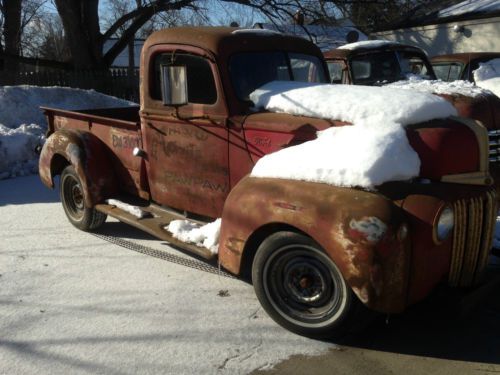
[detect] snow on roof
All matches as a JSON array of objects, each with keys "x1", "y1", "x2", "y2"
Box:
[
  {"x1": 249, "y1": 81, "x2": 457, "y2": 189},
  {"x1": 385, "y1": 76, "x2": 493, "y2": 97},
  {"x1": 438, "y1": 0, "x2": 500, "y2": 19},
  {"x1": 474, "y1": 58, "x2": 500, "y2": 97},
  {"x1": 337, "y1": 39, "x2": 402, "y2": 50},
  {"x1": 254, "y1": 23, "x2": 368, "y2": 51}
]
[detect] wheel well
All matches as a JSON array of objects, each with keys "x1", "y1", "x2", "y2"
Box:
[
  {"x1": 239, "y1": 223, "x2": 307, "y2": 281},
  {"x1": 51, "y1": 154, "x2": 70, "y2": 179}
]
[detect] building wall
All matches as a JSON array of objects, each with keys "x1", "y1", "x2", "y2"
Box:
[{"x1": 372, "y1": 16, "x2": 500, "y2": 57}]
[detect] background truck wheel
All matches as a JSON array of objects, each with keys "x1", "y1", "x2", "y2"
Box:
[
  {"x1": 252, "y1": 231, "x2": 366, "y2": 339},
  {"x1": 60, "y1": 165, "x2": 107, "y2": 231}
]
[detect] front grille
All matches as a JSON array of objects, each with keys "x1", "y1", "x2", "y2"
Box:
[
  {"x1": 488, "y1": 130, "x2": 500, "y2": 163},
  {"x1": 449, "y1": 190, "x2": 497, "y2": 287}
]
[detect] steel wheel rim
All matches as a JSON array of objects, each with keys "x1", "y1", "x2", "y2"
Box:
[
  {"x1": 62, "y1": 174, "x2": 84, "y2": 221},
  {"x1": 263, "y1": 244, "x2": 347, "y2": 328}
]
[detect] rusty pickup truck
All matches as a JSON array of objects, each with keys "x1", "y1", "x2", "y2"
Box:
[{"x1": 39, "y1": 27, "x2": 497, "y2": 339}]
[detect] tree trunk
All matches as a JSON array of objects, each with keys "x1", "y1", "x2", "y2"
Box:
[
  {"x1": 3, "y1": 0, "x2": 22, "y2": 71},
  {"x1": 53, "y1": 0, "x2": 104, "y2": 69}
]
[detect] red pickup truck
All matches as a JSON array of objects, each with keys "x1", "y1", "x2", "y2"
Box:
[{"x1": 39, "y1": 27, "x2": 497, "y2": 338}]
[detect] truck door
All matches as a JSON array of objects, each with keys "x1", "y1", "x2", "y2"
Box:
[{"x1": 141, "y1": 48, "x2": 229, "y2": 219}]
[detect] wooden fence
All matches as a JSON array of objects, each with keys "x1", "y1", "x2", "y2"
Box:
[{"x1": 0, "y1": 68, "x2": 140, "y2": 102}]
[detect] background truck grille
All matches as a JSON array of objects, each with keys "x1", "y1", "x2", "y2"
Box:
[
  {"x1": 489, "y1": 130, "x2": 500, "y2": 163},
  {"x1": 449, "y1": 190, "x2": 497, "y2": 287}
]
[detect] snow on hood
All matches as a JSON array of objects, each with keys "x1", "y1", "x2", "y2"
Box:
[
  {"x1": 0, "y1": 85, "x2": 136, "y2": 179},
  {"x1": 385, "y1": 76, "x2": 493, "y2": 98},
  {"x1": 474, "y1": 59, "x2": 500, "y2": 98},
  {"x1": 249, "y1": 81, "x2": 457, "y2": 189}
]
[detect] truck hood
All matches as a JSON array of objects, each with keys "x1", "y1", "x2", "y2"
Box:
[{"x1": 242, "y1": 112, "x2": 486, "y2": 185}]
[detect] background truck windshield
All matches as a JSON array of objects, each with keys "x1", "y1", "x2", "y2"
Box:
[
  {"x1": 229, "y1": 51, "x2": 327, "y2": 101},
  {"x1": 350, "y1": 51, "x2": 434, "y2": 85}
]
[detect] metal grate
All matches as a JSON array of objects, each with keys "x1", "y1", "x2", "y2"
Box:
[
  {"x1": 449, "y1": 190, "x2": 496, "y2": 287},
  {"x1": 488, "y1": 130, "x2": 500, "y2": 163}
]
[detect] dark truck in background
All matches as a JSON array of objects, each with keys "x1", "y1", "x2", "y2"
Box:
[{"x1": 39, "y1": 27, "x2": 498, "y2": 338}]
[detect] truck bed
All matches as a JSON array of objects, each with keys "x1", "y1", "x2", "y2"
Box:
[{"x1": 41, "y1": 106, "x2": 140, "y2": 133}]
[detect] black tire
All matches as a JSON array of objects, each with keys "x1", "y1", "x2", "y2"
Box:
[
  {"x1": 252, "y1": 231, "x2": 367, "y2": 339},
  {"x1": 60, "y1": 165, "x2": 107, "y2": 231}
]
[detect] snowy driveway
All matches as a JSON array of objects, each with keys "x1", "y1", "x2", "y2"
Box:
[{"x1": 0, "y1": 176, "x2": 332, "y2": 374}]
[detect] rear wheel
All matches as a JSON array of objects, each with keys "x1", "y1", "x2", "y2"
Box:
[
  {"x1": 60, "y1": 165, "x2": 106, "y2": 231},
  {"x1": 252, "y1": 231, "x2": 365, "y2": 339}
]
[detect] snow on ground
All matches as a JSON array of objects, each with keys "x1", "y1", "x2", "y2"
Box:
[
  {"x1": 167, "y1": 219, "x2": 221, "y2": 254},
  {"x1": 0, "y1": 175, "x2": 333, "y2": 374},
  {"x1": 249, "y1": 81, "x2": 456, "y2": 189},
  {"x1": 474, "y1": 59, "x2": 500, "y2": 98},
  {"x1": 0, "y1": 86, "x2": 135, "y2": 180},
  {"x1": 338, "y1": 40, "x2": 400, "y2": 50},
  {"x1": 386, "y1": 76, "x2": 493, "y2": 98}
]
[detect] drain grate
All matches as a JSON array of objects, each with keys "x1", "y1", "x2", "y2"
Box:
[{"x1": 91, "y1": 233, "x2": 236, "y2": 279}]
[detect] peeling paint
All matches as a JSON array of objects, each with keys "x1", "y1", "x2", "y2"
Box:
[{"x1": 349, "y1": 216, "x2": 387, "y2": 243}]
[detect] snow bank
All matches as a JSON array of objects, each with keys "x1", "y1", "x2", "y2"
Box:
[
  {"x1": 338, "y1": 40, "x2": 400, "y2": 50},
  {"x1": 166, "y1": 219, "x2": 221, "y2": 254},
  {"x1": 474, "y1": 58, "x2": 500, "y2": 98},
  {"x1": 0, "y1": 85, "x2": 136, "y2": 179},
  {"x1": 386, "y1": 76, "x2": 492, "y2": 97},
  {"x1": 249, "y1": 81, "x2": 456, "y2": 188}
]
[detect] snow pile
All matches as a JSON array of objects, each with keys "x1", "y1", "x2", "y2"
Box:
[
  {"x1": 249, "y1": 81, "x2": 456, "y2": 188},
  {"x1": 0, "y1": 85, "x2": 135, "y2": 179},
  {"x1": 338, "y1": 40, "x2": 400, "y2": 50},
  {"x1": 386, "y1": 76, "x2": 492, "y2": 98},
  {"x1": 0, "y1": 123, "x2": 45, "y2": 179},
  {"x1": 106, "y1": 199, "x2": 147, "y2": 218},
  {"x1": 167, "y1": 218, "x2": 221, "y2": 254},
  {"x1": 473, "y1": 58, "x2": 500, "y2": 98}
]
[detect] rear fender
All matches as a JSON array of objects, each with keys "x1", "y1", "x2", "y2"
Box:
[
  {"x1": 39, "y1": 129, "x2": 117, "y2": 206},
  {"x1": 219, "y1": 176, "x2": 411, "y2": 313}
]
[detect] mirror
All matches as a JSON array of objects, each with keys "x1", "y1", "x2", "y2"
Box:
[{"x1": 160, "y1": 64, "x2": 188, "y2": 106}]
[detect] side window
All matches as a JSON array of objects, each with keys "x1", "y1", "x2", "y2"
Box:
[
  {"x1": 448, "y1": 63, "x2": 462, "y2": 81},
  {"x1": 151, "y1": 53, "x2": 217, "y2": 104},
  {"x1": 289, "y1": 53, "x2": 326, "y2": 83},
  {"x1": 433, "y1": 64, "x2": 451, "y2": 81},
  {"x1": 327, "y1": 61, "x2": 344, "y2": 83}
]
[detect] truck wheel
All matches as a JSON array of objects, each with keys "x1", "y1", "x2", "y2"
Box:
[
  {"x1": 252, "y1": 231, "x2": 363, "y2": 339},
  {"x1": 60, "y1": 165, "x2": 106, "y2": 231}
]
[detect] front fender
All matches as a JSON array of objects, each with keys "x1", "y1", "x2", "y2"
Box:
[
  {"x1": 39, "y1": 129, "x2": 117, "y2": 206},
  {"x1": 219, "y1": 176, "x2": 411, "y2": 313}
]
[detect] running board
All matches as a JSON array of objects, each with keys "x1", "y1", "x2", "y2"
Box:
[{"x1": 94, "y1": 202, "x2": 215, "y2": 260}]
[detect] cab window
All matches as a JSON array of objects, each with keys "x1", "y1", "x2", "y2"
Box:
[
  {"x1": 151, "y1": 53, "x2": 217, "y2": 104},
  {"x1": 327, "y1": 61, "x2": 344, "y2": 83}
]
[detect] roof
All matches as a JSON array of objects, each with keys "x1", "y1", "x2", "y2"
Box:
[
  {"x1": 143, "y1": 26, "x2": 323, "y2": 59},
  {"x1": 378, "y1": 0, "x2": 500, "y2": 31},
  {"x1": 253, "y1": 23, "x2": 368, "y2": 51},
  {"x1": 323, "y1": 41, "x2": 426, "y2": 59}
]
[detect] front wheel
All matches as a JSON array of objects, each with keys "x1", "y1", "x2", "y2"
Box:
[
  {"x1": 252, "y1": 231, "x2": 366, "y2": 339},
  {"x1": 60, "y1": 165, "x2": 107, "y2": 231}
]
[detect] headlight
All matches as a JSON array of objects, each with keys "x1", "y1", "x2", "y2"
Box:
[{"x1": 435, "y1": 206, "x2": 454, "y2": 243}]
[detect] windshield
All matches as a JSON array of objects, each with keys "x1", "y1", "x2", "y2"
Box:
[
  {"x1": 229, "y1": 51, "x2": 327, "y2": 101},
  {"x1": 350, "y1": 51, "x2": 434, "y2": 85}
]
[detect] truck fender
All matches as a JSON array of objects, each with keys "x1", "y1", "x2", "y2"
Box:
[
  {"x1": 218, "y1": 176, "x2": 411, "y2": 313},
  {"x1": 39, "y1": 129, "x2": 117, "y2": 206}
]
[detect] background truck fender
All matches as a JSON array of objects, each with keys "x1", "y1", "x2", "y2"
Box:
[
  {"x1": 39, "y1": 129, "x2": 117, "y2": 206},
  {"x1": 218, "y1": 176, "x2": 411, "y2": 313}
]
